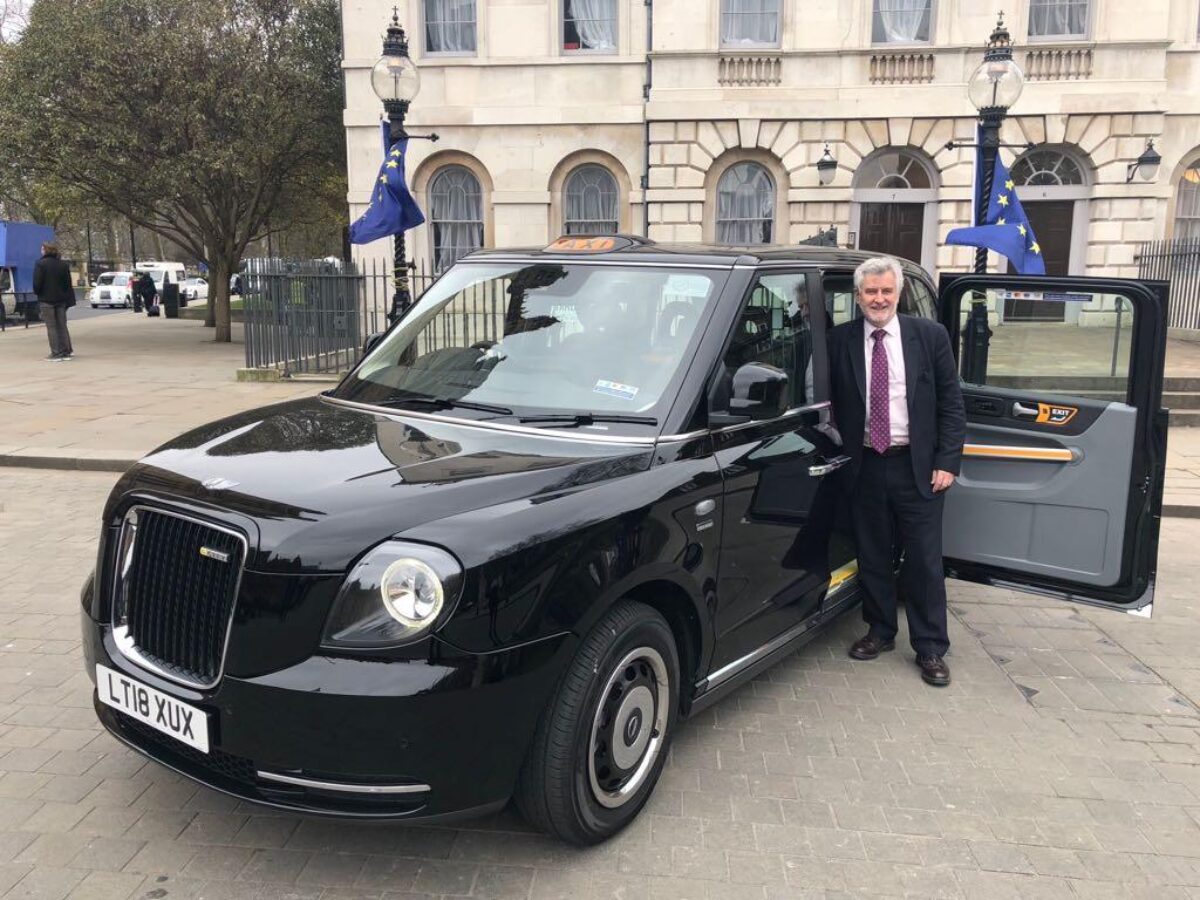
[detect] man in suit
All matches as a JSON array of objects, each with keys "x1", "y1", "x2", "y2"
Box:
[{"x1": 828, "y1": 256, "x2": 965, "y2": 685}]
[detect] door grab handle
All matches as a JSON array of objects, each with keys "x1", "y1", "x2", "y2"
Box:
[
  {"x1": 809, "y1": 455, "x2": 852, "y2": 477},
  {"x1": 693, "y1": 499, "x2": 716, "y2": 516},
  {"x1": 1012, "y1": 402, "x2": 1040, "y2": 419}
]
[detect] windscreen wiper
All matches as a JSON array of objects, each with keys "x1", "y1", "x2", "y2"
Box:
[
  {"x1": 518, "y1": 413, "x2": 659, "y2": 428},
  {"x1": 377, "y1": 396, "x2": 514, "y2": 416}
]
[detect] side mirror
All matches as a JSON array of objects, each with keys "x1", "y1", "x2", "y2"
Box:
[
  {"x1": 362, "y1": 332, "x2": 385, "y2": 356},
  {"x1": 712, "y1": 362, "x2": 789, "y2": 426}
]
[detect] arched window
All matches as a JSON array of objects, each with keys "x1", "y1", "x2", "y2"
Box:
[
  {"x1": 429, "y1": 166, "x2": 484, "y2": 272},
  {"x1": 855, "y1": 150, "x2": 933, "y2": 189},
  {"x1": 1012, "y1": 149, "x2": 1085, "y2": 186},
  {"x1": 716, "y1": 162, "x2": 775, "y2": 245},
  {"x1": 563, "y1": 165, "x2": 619, "y2": 234},
  {"x1": 1175, "y1": 164, "x2": 1200, "y2": 241}
]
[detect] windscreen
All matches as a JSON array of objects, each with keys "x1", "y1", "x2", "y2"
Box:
[{"x1": 334, "y1": 262, "x2": 724, "y2": 422}]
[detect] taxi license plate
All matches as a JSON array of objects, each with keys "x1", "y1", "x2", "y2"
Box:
[
  {"x1": 99, "y1": 290, "x2": 110, "y2": 299},
  {"x1": 96, "y1": 664, "x2": 209, "y2": 753}
]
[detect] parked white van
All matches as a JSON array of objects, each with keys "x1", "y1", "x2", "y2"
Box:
[{"x1": 134, "y1": 261, "x2": 187, "y2": 298}]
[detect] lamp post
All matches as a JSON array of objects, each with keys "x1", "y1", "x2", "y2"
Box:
[
  {"x1": 962, "y1": 13, "x2": 1026, "y2": 382},
  {"x1": 371, "y1": 8, "x2": 423, "y2": 325}
]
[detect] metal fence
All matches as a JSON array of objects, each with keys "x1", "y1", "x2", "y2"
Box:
[{"x1": 1137, "y1": 238, "x2": 1200, "y2": 330}]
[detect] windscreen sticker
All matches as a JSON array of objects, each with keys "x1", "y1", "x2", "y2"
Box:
[
  {"x1": 1035, "y1": 402, "x2": 1077, "y2": 426},
  {"x1": 594, "y1": 380, "x2": 640, "y2": 401}
]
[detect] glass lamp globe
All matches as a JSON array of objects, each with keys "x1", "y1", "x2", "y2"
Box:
[
  {"x1": 967, "y1": 56, "x2": 1024, "y2": 112},
  {"x1": 371, "y1": 53, "x2": 420, "y2": 103}
]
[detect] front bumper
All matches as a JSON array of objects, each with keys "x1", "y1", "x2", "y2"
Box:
[{"x1": 83, "y1": 609, "x2": 571, "y2": 821}]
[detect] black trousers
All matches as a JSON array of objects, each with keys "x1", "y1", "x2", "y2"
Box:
[{"x1": 851, "y1": 448, "x2": 949, "y2": 657}]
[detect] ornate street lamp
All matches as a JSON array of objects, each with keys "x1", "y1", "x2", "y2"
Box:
[
  {"x1": 371, "y1": 8, "x2": 423, "y2": 325},
  {"x1": 1127, "y1": 139, "x2": 1162, "y2": 183},
  {"x1": 967, "y1": 13, "x2": 1025, "y2": 274},
  {"x1": 815, "y1": 144, "x2": 838, "y2": 187},
  {"x1": 957, "y1": 13, "x2": 1027, "y2": 382}
]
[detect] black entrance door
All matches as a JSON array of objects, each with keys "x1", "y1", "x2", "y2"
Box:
[
  {"x1": 1004, "y1": 200, "x2": 1074, "y2": 321},
  {"x1": 859, "y1": 203, "x2": 924, "y2": 265}
]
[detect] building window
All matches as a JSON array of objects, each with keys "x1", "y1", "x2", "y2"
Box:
[
  {"x1": 563, "y1": 165, "x2": 619, "y2": 234},
  {"x1": 720, "y1": 0, "x2": 780, "y2": 47},
  {"x1": 856, "y1": 150, "x2": 932, "y2": 189},
  {"x1": 1012, "y1": 149, "x2": 1085, "y2": 186},
  {"x1": 1177, "y1": 165, "x2": 1200, "y2": 241},
  {"x1": 563, "y1": 0, "x2": 617, "y2": 52},
  {"x1": 429, "y1": 166, "x2": 484, "y2": 271},
  {"x1": 872, "y1": 0, "x2": 932, "y2": 44},
  {"x1": 716, "y1": 162, "x2": 775, "y2": 244},
  {"x1": 425, "y1": 0, "x2": 476, "y2": 54},
  {"x1": 1029, "y1": 0, "x2": 1088, "y2": 38}
]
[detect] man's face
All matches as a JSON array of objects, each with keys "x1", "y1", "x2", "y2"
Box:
[{"x1": 856, "y1": 271, "x2": 900, "y2": 329}]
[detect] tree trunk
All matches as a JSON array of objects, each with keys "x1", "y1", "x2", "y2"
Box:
[{"x1": 209, "y1": 256, "x2": 233, "y2": 343}]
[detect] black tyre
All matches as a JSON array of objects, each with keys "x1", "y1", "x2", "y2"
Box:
[{"x1": 515, "y1": 601, "x2": 679, "y2": 845}]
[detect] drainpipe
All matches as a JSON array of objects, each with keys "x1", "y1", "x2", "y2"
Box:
[{"x1": 641, "y1": 0, "x2": 653, "y2": 237}]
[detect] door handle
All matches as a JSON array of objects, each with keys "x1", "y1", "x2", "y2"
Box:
[
  {"x1": 809, "y1": 455, "x2": 852, "y2": 477},
  {"x1": 1012, "y1": 402, "x2": 1040, "y2": 419}
]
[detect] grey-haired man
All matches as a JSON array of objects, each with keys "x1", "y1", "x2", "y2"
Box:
[{"x1": 827, "y1": 257, "x2": 965, "y2": 685}]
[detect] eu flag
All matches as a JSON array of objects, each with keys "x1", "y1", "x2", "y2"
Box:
[
  {"x1": 349, "y1": 122, "x2": 425, "y2": 245},
  {"x1": 946, "y1": 129, "x2": 1045, "y2": 275}
]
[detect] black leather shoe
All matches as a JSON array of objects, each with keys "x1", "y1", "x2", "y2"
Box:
[
  {"x1": 849, "y1": 635, "x2": 895, "y2": 660},
  {"x1": 916, "y1": 654, "x2": 951, "y2": 686}
]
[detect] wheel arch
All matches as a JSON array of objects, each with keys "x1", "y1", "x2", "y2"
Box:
[{"x1": 621, "y1": 578, "x2": 707, "y2": 717}]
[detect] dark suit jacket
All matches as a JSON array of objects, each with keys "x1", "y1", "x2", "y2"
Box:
[
  {"x1": 32, "y1": 254, "x2": 74, "y2": 306},
  {"x1": 828, "y1": 314, "x2": 965, "y2": 499}
]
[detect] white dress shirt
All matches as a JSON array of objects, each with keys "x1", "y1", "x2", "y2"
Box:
[{"x1": 863, "y1": 315, "x2": 909, "y2": 447}]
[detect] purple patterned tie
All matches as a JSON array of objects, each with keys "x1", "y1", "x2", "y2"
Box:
[{"x1": 869, "y1": 329, "x2": 890, "y2": 453}]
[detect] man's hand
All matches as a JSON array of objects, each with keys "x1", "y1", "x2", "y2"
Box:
[{"x1": 931, "y1": 470, "x2": 955, "y2": 493}]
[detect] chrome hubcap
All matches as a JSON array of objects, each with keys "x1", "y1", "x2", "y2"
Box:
[{"x1": 588, "y1": 647, "x2": 669, "y2": 809}]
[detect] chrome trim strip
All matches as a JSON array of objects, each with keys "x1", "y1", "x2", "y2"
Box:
[
  {"x1": 112, "y1": 505, "x2": 248, "y2": 691},
  {"x1": 256, "y1": 770, "x2": 431, "y2": 795},
  {"x1": 709, "y1": 401, "x2": 832, "y2": 437},
  {"x1": 701, "y1": 570, "x2": 859, "y2": 692},
  {"x1": 321, "y1": 395, "x2": 658, "y2": 445}
]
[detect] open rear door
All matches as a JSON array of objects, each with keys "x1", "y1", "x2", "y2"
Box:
[{"x1": 937, "y1": 274, "x2": 1169, "y2": 614}]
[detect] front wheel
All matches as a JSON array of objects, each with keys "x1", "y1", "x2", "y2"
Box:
[{"x1": 515, "y1": 601, "x2": 679, "y2": 845}]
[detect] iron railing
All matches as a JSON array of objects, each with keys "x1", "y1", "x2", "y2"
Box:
[
  {"x1": 241, "y1": 255, "x2": 517, "y2": 375},
  {"x1": 1137, "y1": 238, "x2": 1200, "y2": 330}
]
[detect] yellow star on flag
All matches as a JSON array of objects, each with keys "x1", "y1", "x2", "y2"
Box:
[
  {"x1": 390, "y1": 148, "x2": 401, "y2": 158},
  {"x1": 1005, "y1": 179, "x2": 1015, "y2": 191},
  {"x1": 379, "y1": 174, "x2": 388, "y2": 184},
  {"x1": 1017, "y1": 223, "x2": 1026, "y2": 236},
  {"x1": 996, "y1": 217, "x2": 1006, "y2": 225},
  {"x1": 1030, "y1": 242, "x2": 1041, "y2": 255},
  {"x1": 386, "y1": 160, "x2": 398, "y2": 169},
  {"x1": 997, "y1": 194, "x2": 1010, "y2": 207}
]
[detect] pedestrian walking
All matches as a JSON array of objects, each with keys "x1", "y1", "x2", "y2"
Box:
[
  {"x1": 827, "y1": 256, "x2": 965, "y2": 686},
  {"x1": 137, "y1": 272, "x2": 159, "y2": 316},
  {"x1": 32, "y1": 242, "x2": 75, "y2": 361}
]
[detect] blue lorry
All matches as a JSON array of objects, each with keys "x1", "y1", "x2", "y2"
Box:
[{"x1": 1, "y1": 221, "x2": 56, "y2": 322}]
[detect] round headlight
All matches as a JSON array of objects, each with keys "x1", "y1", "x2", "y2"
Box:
[{"x1": 380, "y1": 558, "x2": 444, "y2": 626}]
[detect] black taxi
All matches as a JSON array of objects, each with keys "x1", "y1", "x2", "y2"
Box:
[{"x1": 81, "y1": 235, "x2": 1169, "y2": 844}]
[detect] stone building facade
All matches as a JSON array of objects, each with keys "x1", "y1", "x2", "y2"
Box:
[{"x1": 341, "y1": 0, "x2": 1200, "y2": 288}]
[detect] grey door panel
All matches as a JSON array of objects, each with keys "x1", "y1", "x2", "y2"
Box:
[{"x1": 943, "y1": 403, "x2": 1135, "y2": 587}]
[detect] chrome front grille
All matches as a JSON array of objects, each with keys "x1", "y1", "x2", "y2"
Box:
[{"x1": 112, "y1": 506, "x2": 246, "y2": 688}]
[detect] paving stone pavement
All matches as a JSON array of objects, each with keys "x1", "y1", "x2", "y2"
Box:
[{"x1": 4, "y1": 469, "x2": 1200, "y2": 899}]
